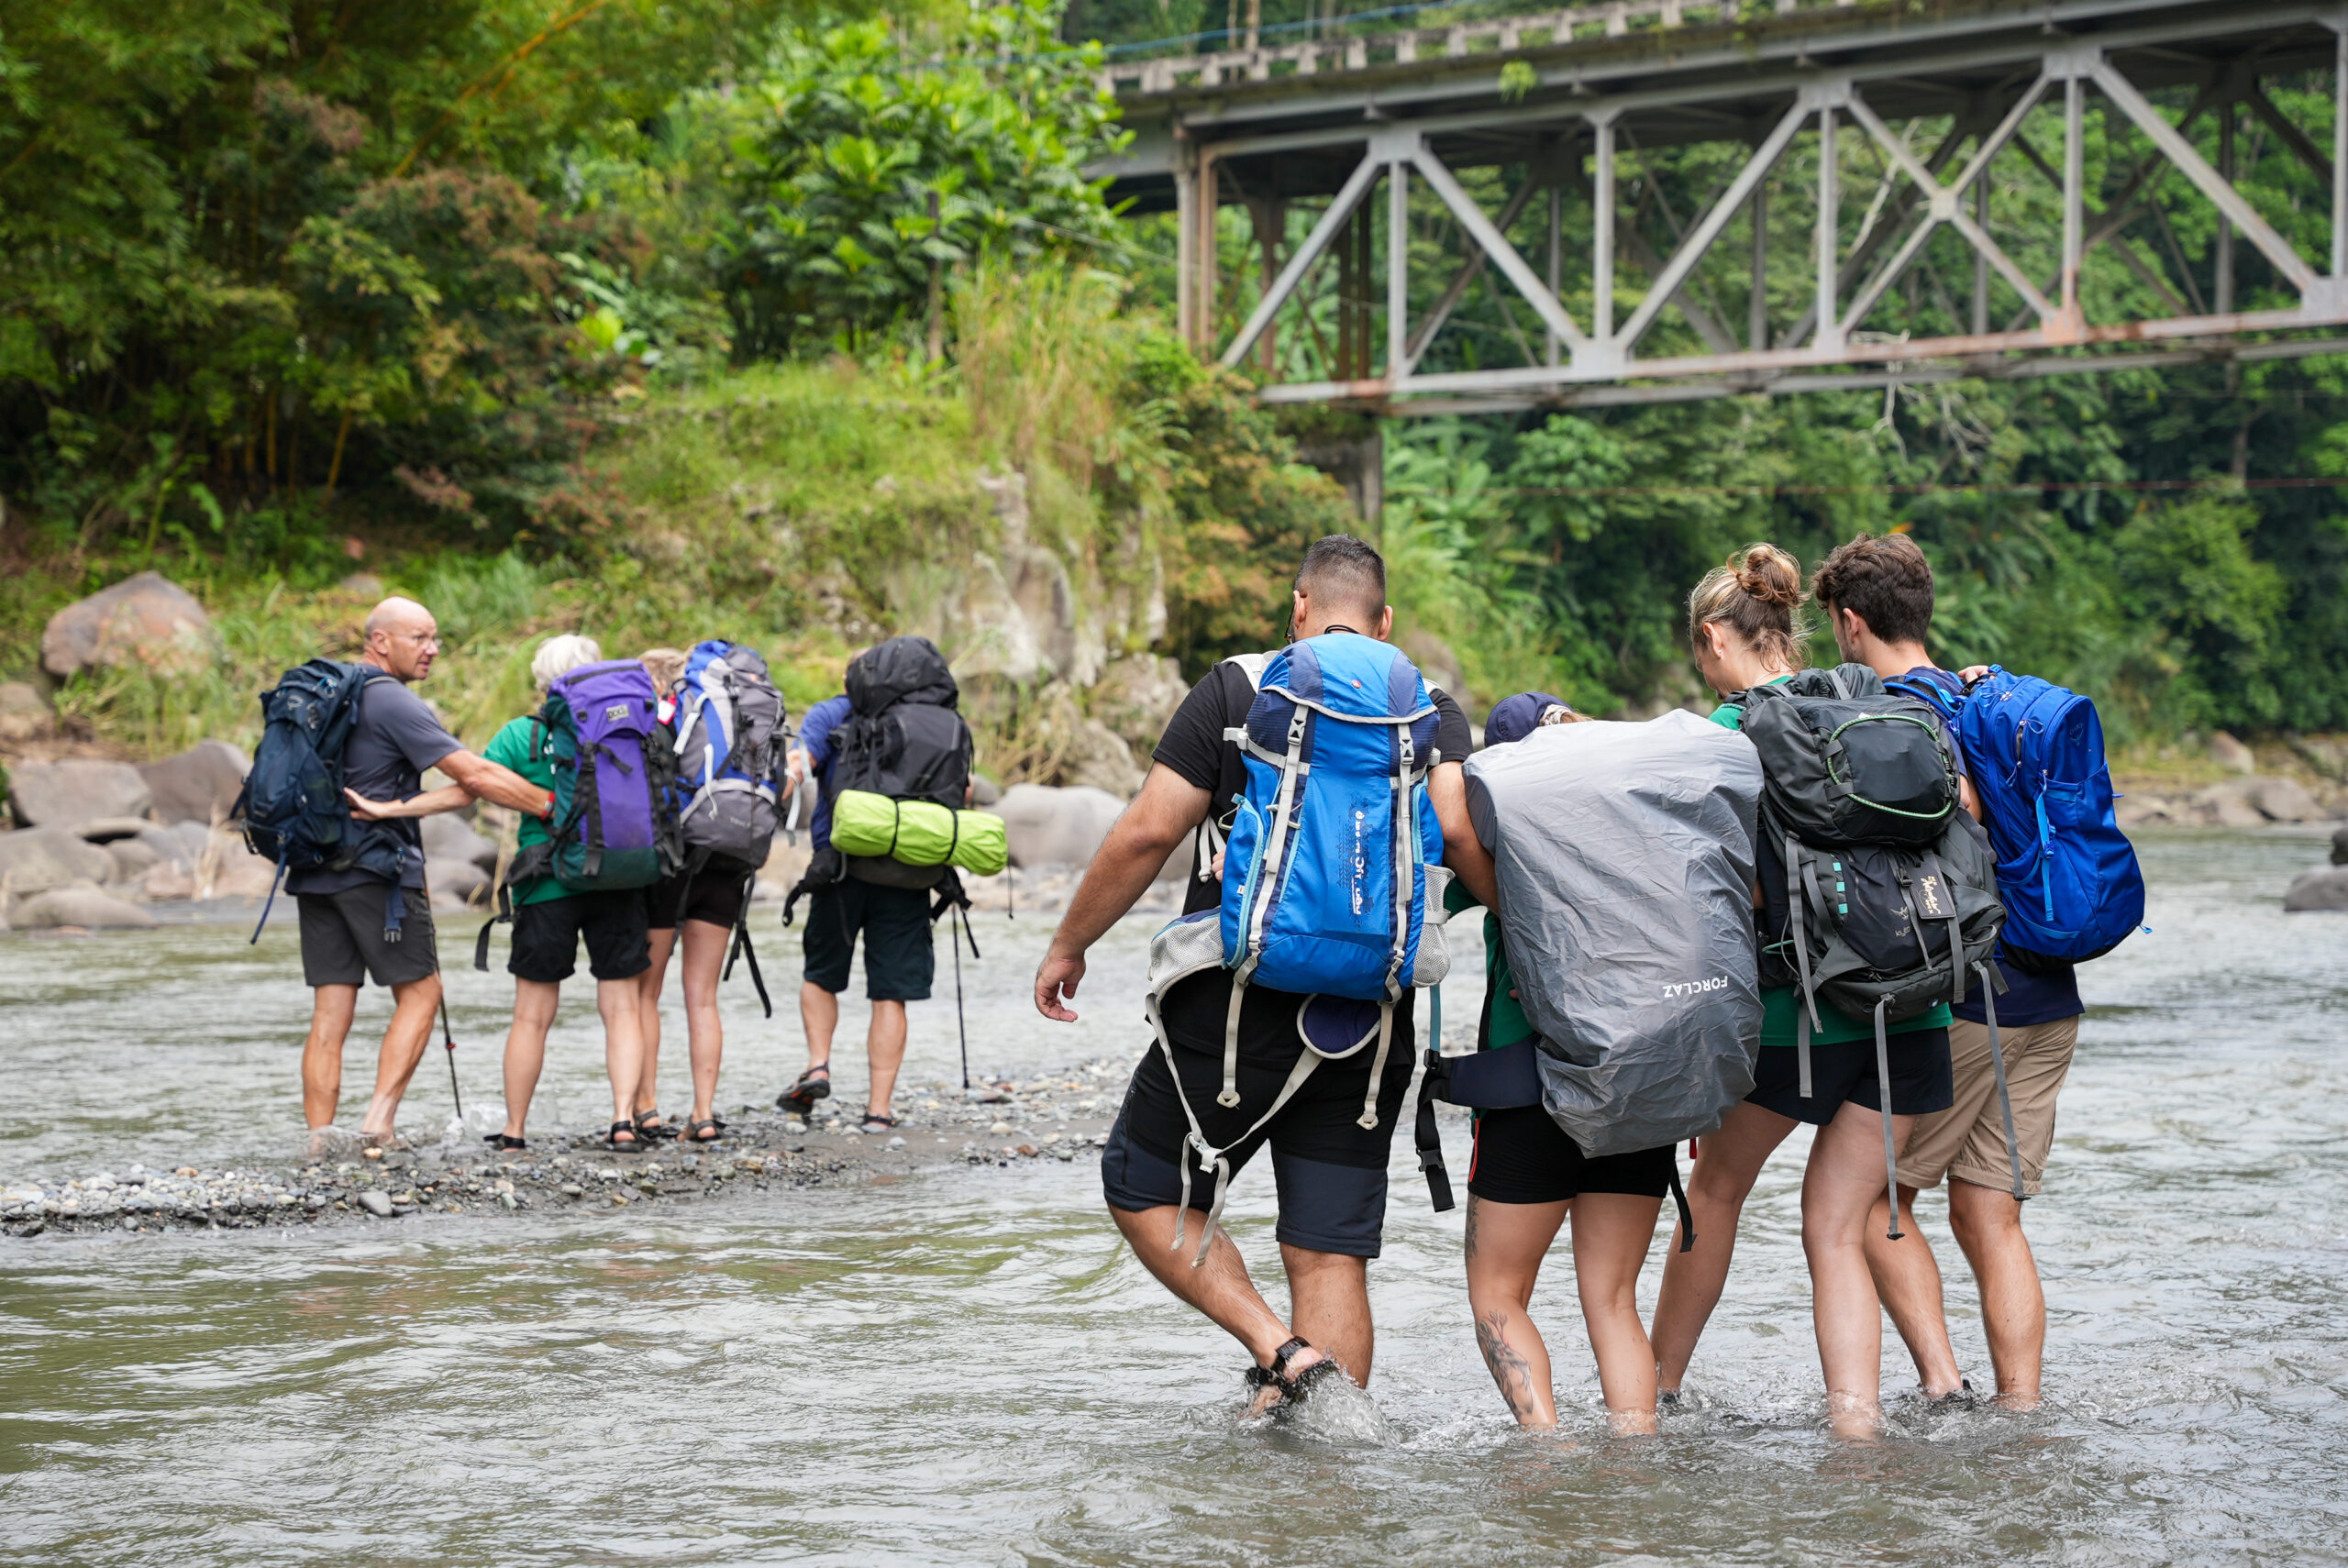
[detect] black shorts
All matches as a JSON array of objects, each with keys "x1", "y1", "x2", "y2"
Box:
[
  {"x1": 802, "y1": 879, "x2": 933, "y2": 1000},
  {"x1": 298, "y1": 885, "x2": 437, "y2": 988},
  {"x1": 646, "y1": 858, "x2": 751, "y2": 931},
  {"x1": 1745, "y1": 1029, "x2": 1955, "y2": 1125},
  {"x1": 1099, "y1": 972, "x2": 1416, "y2": 1259},
  {"x1": 508, "y1": 889, "x2": 650, "y2": 984},
  {"x1": 1467, "y1": 1105, "x2": 1678, "y2": 1206}
]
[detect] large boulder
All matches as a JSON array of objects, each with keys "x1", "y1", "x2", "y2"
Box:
[
  {"x1": 2246, "y1": 776, "x2": 2326, "y2": 823},
  {"x1": 0, "y1": 682, "x2": 51, "y2": 743},
  {"x1": 0, "y1": 826, "x2": 117, "y2": 894},
  {"x1": 1090, "y1": 656, "x2": 1190, "y2": 754},
  {"x1": 986, "y1": 783, "x2": 1125, "y2": 867},
  {"x1": 41, "y1": 570, "x2": 220, "y2": 679},
  {"x1": 9, "y1": 883, "x2": 157, "y2": 930},
  {"x1": 105, "y1": 838, "x2": 161, "y2": 882},
  {"x1": 1061, "y1": 719, "x2": 1144, "y2": 797},
  {"x1": 138, "y1": 741, "x2": 249, "y2": 826},
  {"x1": 2333, "y1": 824, "x2": 2348, "y2": 867},
  {"x1": 6, "y1": 759, "x2": 151, "y2": 829},
  {"x1": 2209, "y1": 731, "x2": 2257, "y2": 774},
  {"x1": 423, "y1": 856, "x2": 489, "y2": 907},
  {"x1": 2284, "y1": 867, "x2": 2348, "y2": 912},
  {"x1": 2189, "y1": 778, "x2": 2270, "y2": 828},
  {"x1": 198, "y1": 829, "x2": 281, "y2": 899},
  {"x1": 420, "y1": 812, "x2": 498, "y2": 875}
]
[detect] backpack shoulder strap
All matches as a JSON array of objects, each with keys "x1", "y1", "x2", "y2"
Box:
[
  {"x1": 1886, "y1": 671, "x2": 1962, "y2": 722},
  {"x1": 1223, "y1": 652, "x2": 1270, "y2": 692}
]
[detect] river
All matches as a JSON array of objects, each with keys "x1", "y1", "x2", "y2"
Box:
[{"x1": 1, "y1": 827, "x2": 2342, "y2": 1565}]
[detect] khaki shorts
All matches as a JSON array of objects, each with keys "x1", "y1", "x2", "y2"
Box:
[{"x1": 1898, "y1": 1015, "x2": 2078, "y2": 1198}]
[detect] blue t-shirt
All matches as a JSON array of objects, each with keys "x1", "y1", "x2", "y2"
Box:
[
  {"x1": 798, "y1": 694, "x2": 852, "y2": 851},
  {"x1": 1899, "y1": 666, "x2": 2083, "y2": 1027}
]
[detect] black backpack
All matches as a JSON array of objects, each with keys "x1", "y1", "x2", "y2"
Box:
[
  {"x1": 829, "y1": 635, "x2": 972, "y2": 890},
  {"x1": 1739, "y1": 665, "x2": 2009, "y2": 1232}
]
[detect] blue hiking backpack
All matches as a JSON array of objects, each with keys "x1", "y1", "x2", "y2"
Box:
[
  {"x1": 1890, "y1": 667, "x2": 2145, "y2": 966},
  {"x1": 1142, "y1": 633, "x2": 1451, "y2": 1264},
  {"x1": 234, "y1": 658, "x2": 410, "y2": 943}
]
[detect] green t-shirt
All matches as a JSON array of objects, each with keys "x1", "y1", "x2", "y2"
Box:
[
  {"x1": 1442, "y1": 878, "x2": 1534, "y2": 1052},
  {"x1": 1708, "y1": 688, "x2": 1951, "y2": 1044},
  {"x1": 482, "y1": 715, "x2": 566, "y2": 907}
]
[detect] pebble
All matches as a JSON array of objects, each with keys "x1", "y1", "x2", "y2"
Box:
[{"x1": 355, "y1": 1190, "x2": 394, "y2": 1219}]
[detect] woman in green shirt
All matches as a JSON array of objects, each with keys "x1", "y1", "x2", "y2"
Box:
[{"x1": 1647, "y1": 545, "x2": 1956, "y2": 1441}]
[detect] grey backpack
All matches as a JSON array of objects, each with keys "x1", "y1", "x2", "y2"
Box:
[{"x1": 1461, "y1": 711, "x2": 1765, "y2": 1158}]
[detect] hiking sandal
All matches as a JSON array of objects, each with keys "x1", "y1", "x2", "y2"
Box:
[
  {"x1": 858, "y1": 1113, "x2": 900, "y2": 1135},
  {"x1": 682, "y1": 1118, "x2": 723, "y2": 1143},
  {"x1": 604, "y1": 1121, "x2": 646, "y2": 1153},
  {"x1": 634, "y1": 1109, "x2": 680, "y2": 1141},
  {"x1": 777, "y1": 1065, "x2": 833, "y2": 1114},
  {"x1": 482, "y1": 1132, "x2": 527, "y2": 1153},
  {"x1": 1268, "y1": 1336, "x2": 1340, "y2": 1403}
]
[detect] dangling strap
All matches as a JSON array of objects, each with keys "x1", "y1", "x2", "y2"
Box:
[
  {"x1": 1357, "y1": 1001, "x2": 1394, "y2": 1132},
  {"x1": 1785, "y1": 833, "x2": 1822, "y2": 1099},
  {"x1": 1977, "y1": 960, "x2": 2027, "y2": 1202},
  {"x1": 1414, "y1": 1048, "x2": 1454, "y2": 1211},
  {"x1": 382, "y1": 847, "x2": 409, "y2": 942},
  {"x1": 1152, "y1": 985, "x2": 1329, "y2": 1267},
  {"x1": 725, "y1": 891, "x2": 772, "y2": 1017},
  {"x1": 1222, "y1": 703, "x2": 1311, "y2": 1110},
  {"x1": 1873, "y1": 998, "x2": 1905, "y2": 1241},
  {"x1": 1219, "y1": 977, "x2": 1248, "y2": 1110},
  {"x1": 249, "y1": 845, "x2": 290, "y2": 945},
  {"x1": 1667, "y1": 1154, "x2": 1696, "y2": 1253}
]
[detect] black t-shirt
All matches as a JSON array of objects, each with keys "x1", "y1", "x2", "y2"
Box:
[{"x1": 1152, "y1": 655, "x2": 1473, "y2": 916}]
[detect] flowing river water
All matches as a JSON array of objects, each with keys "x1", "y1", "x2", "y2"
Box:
[{"x1": 2, "y1": 827, "x2": 2343, "y2": 1565}]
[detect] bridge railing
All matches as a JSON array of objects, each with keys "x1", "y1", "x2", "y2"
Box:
[{"x1": 1099, "y1": 0, "x2": 1830, "y2": 94}]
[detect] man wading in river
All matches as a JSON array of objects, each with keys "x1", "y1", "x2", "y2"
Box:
[
  {"x1": 305, "y1": 597, "x2": 550, "y2": 1149},
  {"x1": 1034, "y1": 536, "x2": 1479, "y2": 1413}
]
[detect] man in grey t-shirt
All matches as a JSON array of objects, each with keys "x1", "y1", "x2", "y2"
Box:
[{"x1": 297, "y1": 597, "x2": 546, "y2": 1150}]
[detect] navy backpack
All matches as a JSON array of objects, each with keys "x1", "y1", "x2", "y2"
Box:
[
  {"x1": 235, "y1": 658, "x2": 409, "y2": 942},
  {"x1": 1891, "y1": 668, "x2": 2145, "y2": 967}
]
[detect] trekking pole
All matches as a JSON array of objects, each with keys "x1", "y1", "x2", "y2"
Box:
[
  {"x1": 418, "y1": 862, "x2": 466, "y2": 1122},
  {"x1": 951, "y1": 902, "x2": 971, "y2": 1091}
]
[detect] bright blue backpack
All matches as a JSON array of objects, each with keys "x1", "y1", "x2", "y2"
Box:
[{"x1": 1892, "y1": 668, "x2": 2145, "y2": 966}]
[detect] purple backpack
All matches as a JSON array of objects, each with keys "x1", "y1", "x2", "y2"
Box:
[{"x1": 543, "y1": 661, "x2": 678, "y2": 890}]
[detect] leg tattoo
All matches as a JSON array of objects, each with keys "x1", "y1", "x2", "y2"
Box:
[
  {"x1": 1463, "y1": 1195, "x2": 1482, "y2": 1264},
  {"x1": 1476, "y1": 1307, "x2": 1540, "y2": 1420}
]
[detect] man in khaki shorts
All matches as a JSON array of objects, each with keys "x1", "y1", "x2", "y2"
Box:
[{"x1": 1813, "y1": 532, "x2": 2085, "y2": 1411}]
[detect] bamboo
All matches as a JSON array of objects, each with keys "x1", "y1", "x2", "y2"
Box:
[{"x1": 325, "y1": 408, "x2": 354, "y2": 501}]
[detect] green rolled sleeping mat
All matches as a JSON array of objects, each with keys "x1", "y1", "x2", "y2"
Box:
[{"x1": 829, "y1": 789, "x2": 1008, "y2": 876}]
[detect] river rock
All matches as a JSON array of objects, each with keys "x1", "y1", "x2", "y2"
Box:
[
  {"x1": 2209, "y1": 731, "x2": 2257, "y2": 773},
  {"x1": 199, "y1": 830, "x2": 280, "y2": 899},
  {"x1": 1061, "y1": 719, "x2": 1144, "y2": 796},
  {"x1": 2333, "y1": 825, "x2": 2348, "y2": 867},
  {"x1": 10, "y1": 884, "x2": 158, "y2": 929},
  {"x1": 2283, "y1": 867, "x2": 2348, "y2": 912},
  {"x1": 2247, "y1": 776, "x2": 2326, "y2": 823},
  {"x1": 1089, "y1": 656, "x2": 1190, "y2": 753},
  {"x1": 420, "y1": 812, "x2": 498, "y2": 875},
  {"x1": 138, "y1": 741, "x2": 249, "y2": 826},
  {"x1": 40, "y1": 570, "x2": 221, "y2": 679},
  {"x1": 424, "y1": 856, "x2": 489, "y2": 907},
  {"x1": 105, "y1": 838, "x2": 161, "y2": 881},
  {"x1": 0, "y1": 826, "x2": 116, "y2": 894},
  {"x1": 355, "y1": 1189, "x2": 395, "y2": 1219},
  {"x1": 0, "y1": 682, "x2": 51, "y2": 742},
  {"x1": 7, "y1": 759, "x2": 151, "y2": 829},
  {"x1": 987, "y1": 783, "x2": 1125, "y2": 867},
  {"x1": 2190, "y1": 779, "x2": 2270, "y2": 828}
]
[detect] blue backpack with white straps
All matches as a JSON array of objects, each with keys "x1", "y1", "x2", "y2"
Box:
[
  {"x1": 1890, "y1": 667, "x2": 2145, "y2": 967},
  {"x1": 1222, "y1": 631, "x2": 1445, "y2": 1002}
]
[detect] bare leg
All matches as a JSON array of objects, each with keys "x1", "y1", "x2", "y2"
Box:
[
  {"x1": 678, "y1": 920, "x2": 729, "y2": 1125},
  {"x1": 597, "y1": 977, "x2": 647, "y2": 1129},
  {"x1": 1570, "y1": 1192, "x2": 1666, "y2": 1433},
  {"x1": 360, "y1": 975, "x2": 442, "y2": 1143},
  {"x1": 799, "y1": 980, "x2": 838, "y2": 1071},
  {"x1": 1803, "y1": 1099, "x2": 1917, "y2": 1440},
  {"x1": 1111, "y1": 1204, "x2": 1329, "y2": 1409},
  {"x1": 866, "y1": 998, "x2": 907, "y2": 1119},
  {"x1": 1280, "y1": 1244, "x2": 1373, "y2": 1386},
  {"x1": 303, "y1": 985, "x2": 359, "y2": 1130},
  {"x1": 500, "y1": 979, "x2": 559, "y2": 1141},
  {"x1": 1651, "y1": 1100, "x2": 1800, "y2": 1392},
  {"x1": 1463, "y1": 1194, "x2": 1569, "y2": 1427},
  {"x1": 635, "y1": 926, "x2": 676, "y2": 1120},
  {"x1": 1948, "y1": 1177, "x2": 2046, "y2": 1408},
  {"x1": 1864, "y1": 1183, "x2": 1966, "y2": 1396}
]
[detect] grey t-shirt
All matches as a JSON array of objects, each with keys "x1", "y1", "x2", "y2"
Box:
[{"x1": 285, "y1": 673, "x2": 461, "y2": 895}]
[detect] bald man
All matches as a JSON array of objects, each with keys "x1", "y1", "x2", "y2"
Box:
[{"x1": 294, "y1": 598, "x2": 547, "y2": 1150}]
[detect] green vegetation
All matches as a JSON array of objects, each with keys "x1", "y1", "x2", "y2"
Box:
[{"x1": 2, "y1": 0, "x2": 2343, "y2": 774}]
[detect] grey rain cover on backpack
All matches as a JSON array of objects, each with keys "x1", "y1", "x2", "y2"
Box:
[{"x1": 1463, "y1": 710, "x2": 1766, "y2": 1157}]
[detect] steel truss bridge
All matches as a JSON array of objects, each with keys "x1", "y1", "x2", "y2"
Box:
[{"x1": 1094, "y1": 0, "x2": 2348, "y2": 413}]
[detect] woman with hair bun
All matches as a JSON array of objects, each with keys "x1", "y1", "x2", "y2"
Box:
[{"x1": 1649, "y1": 544, "x2": 1961, "y2": 1439}]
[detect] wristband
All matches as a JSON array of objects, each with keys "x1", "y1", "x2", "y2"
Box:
[{"x1": 540, "y1": 790, "x2": 556, "y2": 821}]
